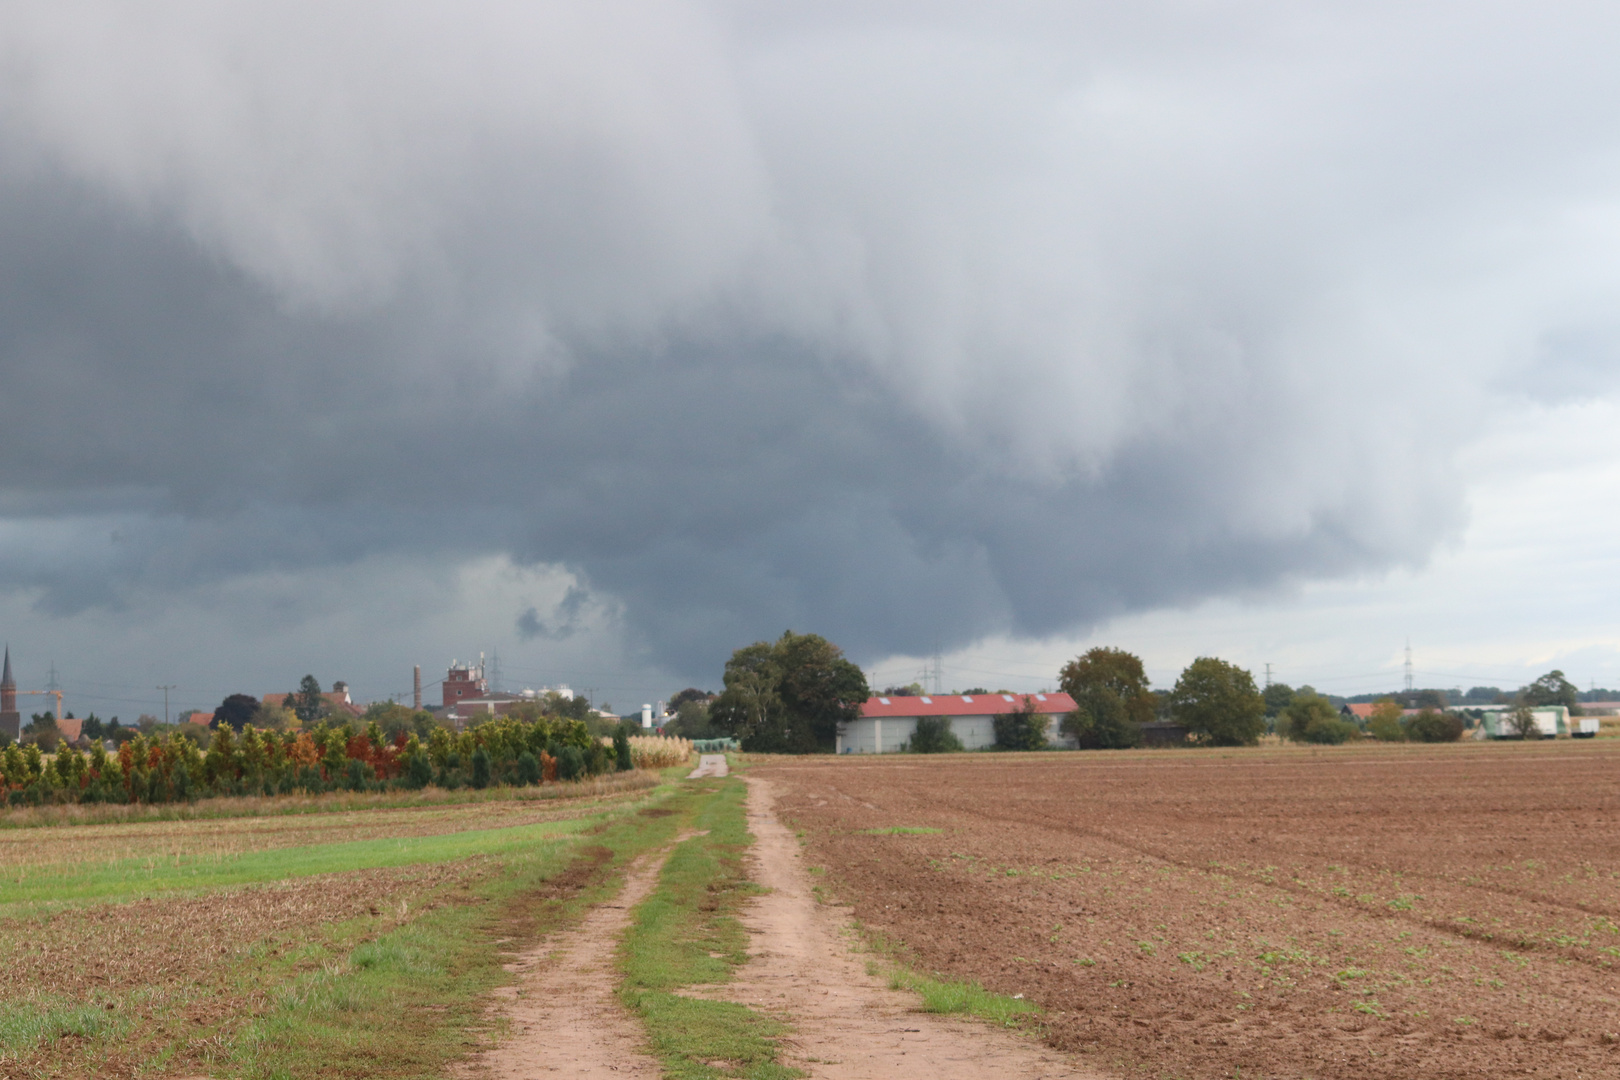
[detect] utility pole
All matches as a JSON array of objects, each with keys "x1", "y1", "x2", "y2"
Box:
[{"x1": 156, "y1": 685, "x2": 176, "y2": 726}]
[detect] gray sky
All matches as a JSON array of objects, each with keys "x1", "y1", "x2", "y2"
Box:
[{"x1": 2, "y1": 3, "x2": 1619, "y2": 719}]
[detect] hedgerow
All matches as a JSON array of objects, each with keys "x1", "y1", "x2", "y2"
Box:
[{"x1": 0, "y1": 713, "x2": 620, "y2": 807}]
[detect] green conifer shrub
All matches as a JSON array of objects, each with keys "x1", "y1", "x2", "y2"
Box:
[
  {"x1": 517, "y1": 750, "x2": 541, "y2": 785},
  {"x1": 408, "y1": 752, "x2": 433, "y2": 788},
  {"x1": 556, "y1": 744, "x2": 585, "y2": 781}
]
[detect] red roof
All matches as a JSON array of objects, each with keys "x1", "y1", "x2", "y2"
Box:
[
  {"x1": 1343, "y1": 703, "x2": 1430, "y2": 719},
  {"x1": 860, "y1": 692, "x2": 1075, "y2": 718},
  {"x1": 261, "y1": 692, "x2": 363, "y2": 717},
  {"x1": 56, "y1": 716, "x2": 83, "y2": 742}
]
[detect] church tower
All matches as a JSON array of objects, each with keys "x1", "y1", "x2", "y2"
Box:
[{"x1": 0, "y1": 646, "x2": 19, "y2": 742}]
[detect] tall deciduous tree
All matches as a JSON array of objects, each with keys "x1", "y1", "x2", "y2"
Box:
[
  {"x1": 1168, "y1": 657, "x2": 1266, "y2": 746},
  {"x1": 1262, "y1": 682, "x2": 1295, "y2": 718},
  {"x1": 211, "y1": 693, "x2": 260, "y2": 732},
  {"x1": 1522, "y1": 670, "x2": 1580, "y2": 713},
  {"x1": 710, "y1": 632, "x2": 868, "y2": 753},
  {"x1": 1058, "y1": 647, "x2": 1152, "y2": 749}
]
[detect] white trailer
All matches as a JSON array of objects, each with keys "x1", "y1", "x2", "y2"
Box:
[{"x1": 1573, "y1": 716, "x2": 1600, "y2": 739}]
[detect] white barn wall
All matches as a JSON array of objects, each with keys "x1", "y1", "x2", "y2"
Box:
[{"x1": 838, "y1": 712, "x2": 1068, "y2": 753}]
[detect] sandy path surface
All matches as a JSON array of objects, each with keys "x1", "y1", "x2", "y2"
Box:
[
  {"x1": 459, "y1": 850, "x2": 669, "y2": 1079},
  {"x1": 688, "y1": 753, "x2": 729, "y2": 778},
  {"x1": 725, "y1": 776, "x2": 1097, "y2": 1080}
]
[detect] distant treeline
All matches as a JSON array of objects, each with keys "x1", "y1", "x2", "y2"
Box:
[{"x1": 1343, "y1": 684, "x2": 1617, "y2": 707}]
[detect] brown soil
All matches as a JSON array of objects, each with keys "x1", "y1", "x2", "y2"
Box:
[
  {"x1": 457, "y1": 844, "x2": 681, "y2": 1080},
  {"x1": 753, "y1": 743, "x2": 1620, "y2": 1079},
  {"x1": 0, "y1": 861, "x2": 475, "y2": 999},
  {"x1": 714, "y1": 776, "x2": 1097, "y2": 1078}
]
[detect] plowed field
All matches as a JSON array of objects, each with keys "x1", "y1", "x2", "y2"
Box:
[{"x1": 756, "y1": 742, "x2": 1620, "y2": 1079}]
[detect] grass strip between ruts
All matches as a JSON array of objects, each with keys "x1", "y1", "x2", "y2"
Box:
[{"x1": 620, "y1": 774, "x2": 799, "y2": 1080}]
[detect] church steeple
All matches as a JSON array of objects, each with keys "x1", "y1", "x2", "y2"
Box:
[{"x1": 0, "y1": 645, "x2": 16, "y2": 735}]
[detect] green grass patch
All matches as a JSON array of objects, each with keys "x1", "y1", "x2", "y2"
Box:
[
  {"x1": 1, "y1": 814, "x2": 603, "y2": 910},
  {"x1": 855, "y1": 922, "x2": 1040, "y2": 1031},
  {"x1": 621, "y1": 776, "x2": 799, "y2": 1080},
  {"x1": 0, "y1": 995, "x2": 133, "y2": 1052},
  {"x1": 884, "y1": 967, "x2": 1038, "y2": 1027},
  {"x1": 859, "y1": 826, "x2": 943, "y2": 835}
]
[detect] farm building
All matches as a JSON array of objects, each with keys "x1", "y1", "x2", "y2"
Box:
[
  {"x1": 838, "y1": 692, "x2": 1077, "y2": 753},
  {"x1": 1470, "y1": 705, "x2": 1570, "y2": 739}
]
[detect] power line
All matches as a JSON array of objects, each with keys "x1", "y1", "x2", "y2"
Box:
[{"x1": 155, "y1": 685, "x2": 176, "y2": 726}]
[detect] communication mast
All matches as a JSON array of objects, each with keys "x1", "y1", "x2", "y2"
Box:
[{"x1": 1404, "y1": 641, "x2": 1414, "y2": 694}]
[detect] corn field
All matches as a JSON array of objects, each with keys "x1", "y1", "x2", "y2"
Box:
[{"x1": 627, "y1": 735, "x2": 692, "y2": 769}]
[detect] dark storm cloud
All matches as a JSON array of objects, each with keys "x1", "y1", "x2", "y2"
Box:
[{"x1": 1, "y1": 3, "x2": 1619, "y2": 679}]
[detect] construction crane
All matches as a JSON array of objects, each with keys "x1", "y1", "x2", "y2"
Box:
[{"x1": 16, "y1": 689, "x2": 64, "y2": 719}]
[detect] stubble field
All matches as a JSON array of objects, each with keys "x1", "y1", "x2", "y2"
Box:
[{"x1": 756, "y1": 741, "x2": 1620, "y2": 1079}]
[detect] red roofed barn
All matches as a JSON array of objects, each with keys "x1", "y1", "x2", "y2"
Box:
[{"x1": 841, "y1": 692, "x2": 1077, "y2": 753}]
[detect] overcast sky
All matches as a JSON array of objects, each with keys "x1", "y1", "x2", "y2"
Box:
[{"x1": 2, "y1": 3, "x2": 1619, "y2": 719}]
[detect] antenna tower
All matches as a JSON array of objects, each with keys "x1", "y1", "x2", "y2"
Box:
[
  {"x1": 1264, "y1": 663, "x2": 1273, "y2": 689},
  {"x1": 1404, "y1": 641, "x2": 1414, "y2": 693}
]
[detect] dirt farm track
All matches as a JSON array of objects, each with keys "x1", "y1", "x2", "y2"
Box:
[{"x1": 753, "y1": 741, "x2": 1620, "y2": 1079}]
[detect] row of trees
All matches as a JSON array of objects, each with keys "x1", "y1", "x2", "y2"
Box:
[
  {"x1": 1054, "y1": 649, "x2": 1270, "y2": 748},
  {"x1": 0, "y1": 709, "x2": 632, "y2": 807}
]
